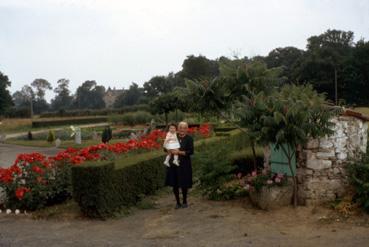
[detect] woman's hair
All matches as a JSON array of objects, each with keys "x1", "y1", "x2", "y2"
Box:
[{"x1": 178, "y1": 121, "x2": 188, "y2": 128}]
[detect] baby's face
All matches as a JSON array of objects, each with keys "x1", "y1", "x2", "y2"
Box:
[{"x1": 169, "y1": 126, "x2": 177, "y2": 133}]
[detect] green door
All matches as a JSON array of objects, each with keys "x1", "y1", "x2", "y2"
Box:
[{"x1": 270, "y1": 143, "x2": 296, "y2": 176}]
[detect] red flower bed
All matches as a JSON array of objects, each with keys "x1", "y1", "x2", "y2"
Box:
[{"x1": 0, "y1": 124, "x2": 211, "y2": 210}]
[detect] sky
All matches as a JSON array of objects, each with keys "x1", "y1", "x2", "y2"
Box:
[{"x1": 1, "y1": 0, "x2": 368, "y2": 101}]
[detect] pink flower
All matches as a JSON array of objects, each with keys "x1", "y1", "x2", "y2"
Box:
[
  {"x1": 275, "y1": 177, "x2": 281, "y2": 183},
  {"x1": 237, "y1": 172, "x2": 242, "y2": 179},
  {"x1": 251, "y1": 171, "x2": 257, "y2": 177},
  {"x1": 277, "y1": 173, "x2": 284, "y2": 178},
  {"x1": 266, "y1": 179, "x2": 273, "y2": 185}
]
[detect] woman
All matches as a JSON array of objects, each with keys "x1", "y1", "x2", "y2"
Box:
[{"x1": 165, "y1": 121, "x2": 194, "y2": 209}]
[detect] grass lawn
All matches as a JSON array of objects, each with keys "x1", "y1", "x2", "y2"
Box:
[
  {"x1": 0, "y1": 118, "x2": 33, "y2": 133},
  {"x1": 5, "y1": 138, "x2": 129, "y2": 149}
]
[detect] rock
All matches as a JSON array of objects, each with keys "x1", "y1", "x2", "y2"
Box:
[
  {"x1": 306, "y1": 159, "x2": 332, "y2": 170},
  {"x1": 319, "y1": 139, "x2": 333, "y2": 149},
  {"x1": 337, "y1": 152, "x2": 347, "y2": 160},
  {"x1": 306, "y1": 139, "x2": 319, "y2": 149},
  {"x1": 333, "y1": 168, "x2": 341, "y2": 175},
  {"x1": 316, "y1": 151, "x2": 335, "y2": 159}
]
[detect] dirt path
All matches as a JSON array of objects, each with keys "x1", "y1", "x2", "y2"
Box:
[{"x1": 1, "y1": 190, "x2": 369, "y2": 247}]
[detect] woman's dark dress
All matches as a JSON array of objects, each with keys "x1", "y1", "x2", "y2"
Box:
[{"x1": 165, "y1": 134, "x2": 194, "y2": 189}]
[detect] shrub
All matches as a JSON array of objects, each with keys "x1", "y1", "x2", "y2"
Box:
[
  {"x1": 197, "y1": 145, "x2": 238, "y2": 200},
  {"x1": 0, "y1": 153, "x2": 72, "y2": 210},
  {"x1": 109, "y1": 111, "x2": 154, "y2": 126},
  {"x1": 101, "y1": 126, "x2": 113, "y2": 143},
  {"x1": 47, "y1": 130, "x2": 55, "y2": 143},
  {"x1": 230, "y1": 148, "x2": 264, "y2": 175},
  {"x1": 39, "y1": 105, "x2": 150, "y2": 118},
  {"x1": 348, "y1": 155, "x2": 369, "y2": 212},
  {"x1": 32, "y1": 116, "x2": 108, "y2": 128},
  {"x1": 242, "y1": 170, "x2": 289, "y2": 192},
  {"x1": 72, "y1": 155, "x2": 166, "y2": 218},
  {"x1": 3, "y1": 107, "x2": 31, "y2": 118}
]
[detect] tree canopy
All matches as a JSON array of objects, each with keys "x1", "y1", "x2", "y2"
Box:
[{"x1": 0, "y1": 72, "x2": 13, "y2": 115}]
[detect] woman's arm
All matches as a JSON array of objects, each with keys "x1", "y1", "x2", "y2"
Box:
[{"x1": 176, "y1": 136, "x2": 194, "y2": 156}]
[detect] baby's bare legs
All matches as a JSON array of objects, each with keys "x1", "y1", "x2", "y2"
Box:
[
  {"x1": 172, "y1": 149, "x2": 180, "y2": 166},
  {"x1": 164, "y1": 150, "x2": 171, "y2": 166}
]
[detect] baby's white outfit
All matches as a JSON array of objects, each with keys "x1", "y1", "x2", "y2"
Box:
[{"x1": 163, "y1": 132, "x2": 180, "y2": 167}]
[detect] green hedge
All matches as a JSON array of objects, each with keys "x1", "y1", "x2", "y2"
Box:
[
  {"x1": 39, "y1": 105, "x2": 150, "y2": 118},
  {"x1": 71, "y1": 130, "x2": 248, "y2": 218},
  {"x1": 109, "y1": 111, "x2": 154, "y2": 126},
  {"x1": 32, "y1": 116, "x2": 108, "y2": 128}
]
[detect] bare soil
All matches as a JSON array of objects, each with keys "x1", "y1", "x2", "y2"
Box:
[{"x1": 1, "y1": 189, "x2": 369, "y2": 247}]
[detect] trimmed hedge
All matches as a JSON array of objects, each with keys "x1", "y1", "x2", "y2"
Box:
[
  {"x1": 39, "y1": 105, "x2": 150, "y2": 118},
  {"x1": 32, "y1": 116, "x2": 108, "y2": 128},
  {"x1": 71, "y1": 130, "x2": 248, "y2": 218}
]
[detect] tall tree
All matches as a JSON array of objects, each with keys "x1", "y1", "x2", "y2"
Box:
[
  {"x1": 265, "y1": 47, "x2": 305, "y2": 82},
  {"x1": 180, "y1": 55, "x2": 219, "y2": 80},
  {"x1": 114, "y1": 83, "x2": 144, "y2": 107},
  {"x1": 51, "y1": 79, "x2": 73, "y2": 111},
  {"x1": 74, "y1": 80, "x2": 105, "y2": 109},
  {"x1": 342, "y1": 40, "x2": 369, "y2": 105},
  {"x1": 0, "y1": 72, "x2": 13, "y2": 115},
  {"x1": 296, "y1": 29, "x2": 354, "y2": 103},
  {"x1": 12, "y1": 85, "x2": 34, "y2": 117},
  {"x1": 143, "y1": 76, "x2": 172, "y2": 99},
  {"x1": 31, "y1": 78, "x2": 52, "y2": 113}
]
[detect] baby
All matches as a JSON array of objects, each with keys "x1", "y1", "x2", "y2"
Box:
[{"x1": 163, "y1": 123, "x2": 180, "y2": 167}]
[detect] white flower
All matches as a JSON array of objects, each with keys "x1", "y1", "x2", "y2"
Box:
[
  {"x1": 15, "y1": 209, "x2": 20, "y2": 215},
  {"x1": 6, "y1": 209, "x2": 11, "y2": 214},
  {"x1": 0, "y1": 209, "x2": 2, "y2": 213}
]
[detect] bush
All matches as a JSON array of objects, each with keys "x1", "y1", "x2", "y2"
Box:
[
  {"x1": 197, "y1": 145, "x2": 238, "y2": 200},
  {"x1": 71, "y1": 130, "x2": 247, "y2": 218},
  {"x1": 348, "y1": 155, "x2": 369, "y2": 212},
  {"x1": 72, "y1": 154, "x2": 166, "y2": 218},
  {"x1": 109, "y1": 111, "x2": 154, "y2": 126},
  {"x1": 39, "y1": 105, "x2": 150, "y2": 118},
  {"x1": 47, "y1": 130, "x2": 55, "y2": 143},
  {"x1": 0, "y1": 154, "x2": 72, "y2": 210},
  {"x1": 32, "y1": 116, "x2": 108, "y2": 128},
  {"x1": 101, "y1": 126, "x2": 113, "y2": 143},
  {"x1": 230, "y1": 148, "x2": 264, "y2": 175},
  {"x1": 2, "y1": 107, "x2": 31, "y2": 118}
]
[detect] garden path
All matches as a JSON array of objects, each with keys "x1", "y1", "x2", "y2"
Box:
[
  {"x1": 2, "y1": 122, "x2": 109, "y2": 140},
  {"x1": 0, "y1": 143, "x2": 61, "y2": 168},
  {"x1": 1, "y1": 190, "x2": 369, "y2": 246}
]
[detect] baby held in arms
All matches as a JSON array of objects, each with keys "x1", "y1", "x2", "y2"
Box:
[{"x1": 163, "y1": 123, "x2": 180, "y2": 167}]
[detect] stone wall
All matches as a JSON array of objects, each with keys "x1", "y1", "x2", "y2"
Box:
[{"x1": 297, "y1": 116, "x2": 368, "y2": 205}]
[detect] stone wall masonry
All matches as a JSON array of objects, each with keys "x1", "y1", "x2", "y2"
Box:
[{"x1": 297, "y1": 116, "x2": 368, "y2": 206}]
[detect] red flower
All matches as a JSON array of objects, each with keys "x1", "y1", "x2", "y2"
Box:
[
  {"x1": 15, "y1": 187, "x2": 31, "y2": 200},
  {"x1": 31, "y1": 165, "x2": 44, "y2": 174}
]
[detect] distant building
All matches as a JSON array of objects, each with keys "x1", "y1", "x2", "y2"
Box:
[{"x1": 103, "y1": 87, "x2": 124, "y2": 108}]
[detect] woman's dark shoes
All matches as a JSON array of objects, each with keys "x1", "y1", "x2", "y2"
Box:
[
  {"x1": 181, "y1": 203, "x2": 188, "y2": 208},
  {"x1": 175, "y1": 203, "x2": 182, "y2": 209}
]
